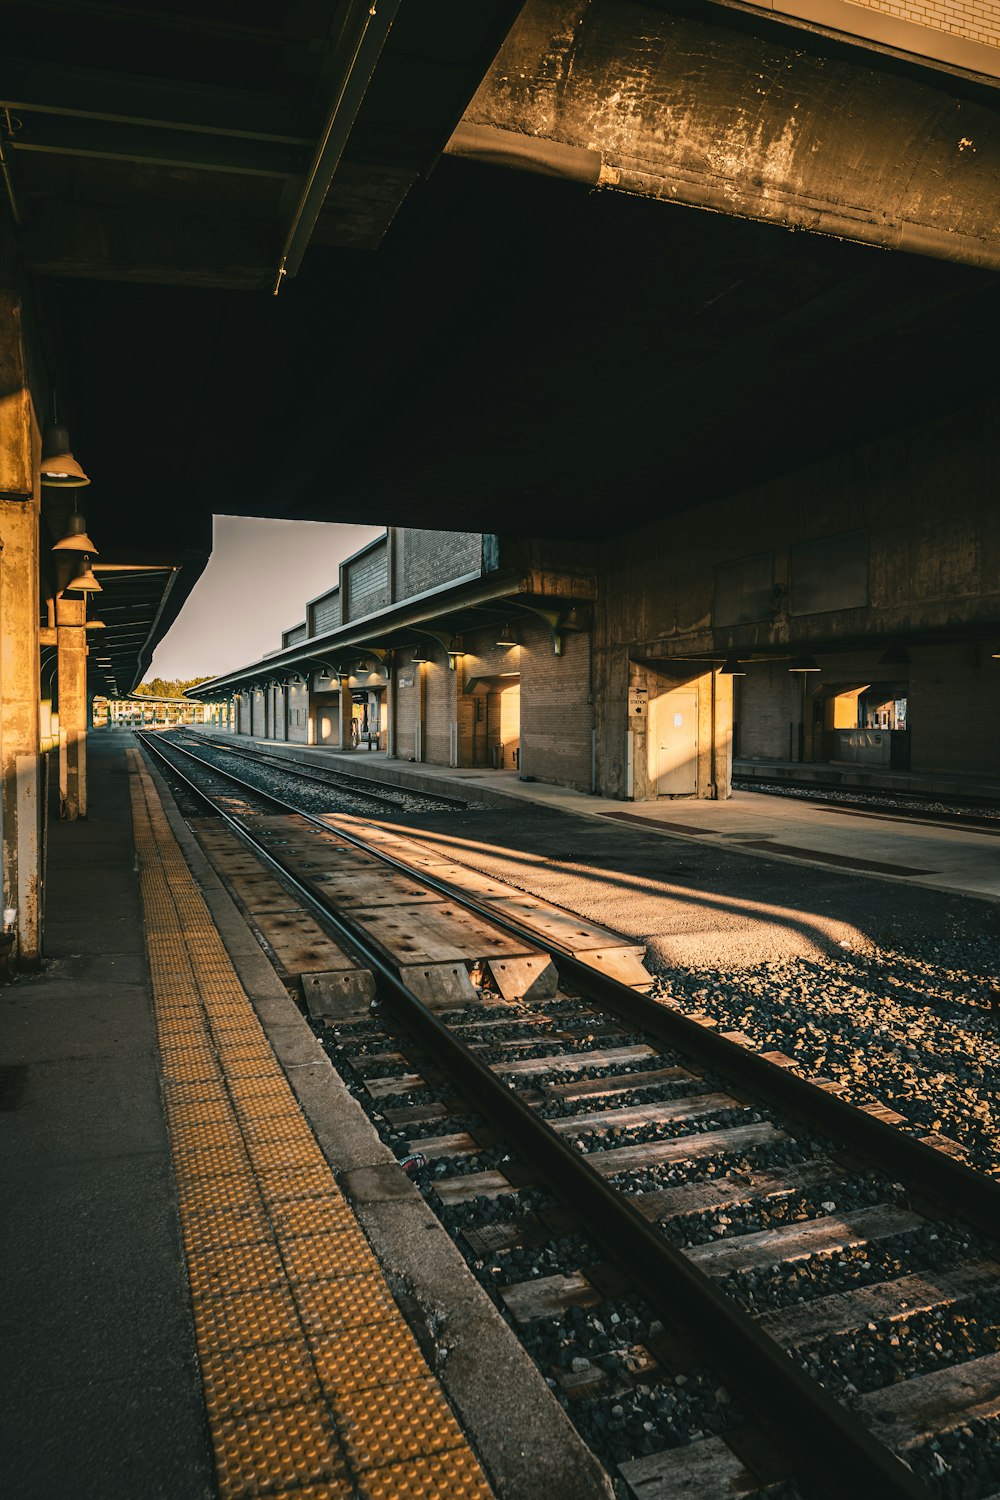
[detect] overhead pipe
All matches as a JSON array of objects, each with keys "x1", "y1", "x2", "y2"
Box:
[{"x1": 273, "y1": 0, "x2": 402, "y2": 293}]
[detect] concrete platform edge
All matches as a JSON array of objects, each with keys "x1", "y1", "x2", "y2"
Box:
[{"x1": 145, "y1": 756, "x2": 614, "y2": 1500}]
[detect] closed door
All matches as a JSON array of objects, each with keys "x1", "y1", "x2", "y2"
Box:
[{"x1": 652, "y1": 691, "x2": 698, "y2": 795}]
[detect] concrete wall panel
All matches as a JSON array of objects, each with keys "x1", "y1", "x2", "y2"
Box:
[
  {"x1": 595, "y1": 397, "x2": 1000, "y2": 788},
  {"x1": 909, "y1": 642, "x2": 1000, "y2": 776},
  {"x1": 519, "y1": 619, "x2": 594, "y2": 790}
]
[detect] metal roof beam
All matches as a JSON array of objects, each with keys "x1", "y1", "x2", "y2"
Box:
[
  {"x1": 5, "y1": 1, "x2": 329, "y2": 48},
  {"x1": 2, "y1": 60, "x2": 316, "y2": 143},
  {"x1": 275, "y1": 0, "x2": 402, "y2": 289},
  {"x1": 10, "y1": 114, "x2": 309, "y2": 178}
]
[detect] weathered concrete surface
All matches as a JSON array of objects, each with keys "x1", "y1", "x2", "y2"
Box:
[
  {"x1": 56, "y1": 592, "x2": 87, "y2": 820},
  {"x1": 591, "y1": 396, "x2": 1000, "y2": 796},
  {"x1": 451, "y1": 0, "x2": 1000, "y2": 269},
  {"x1": 0, "y1": 288, "x2": 42, "y2": 961},
  {"x1": 0, "y1": 735, "x2": 213, "y2": 1499}
]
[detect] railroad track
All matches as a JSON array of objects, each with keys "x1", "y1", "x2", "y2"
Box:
[
  {"x1": 140, "y1": 731, "x2": 1000, "y2": 1500},
  {"x1": 168, "y1": 729, "x2": 468, "y2": 812},
  {"x1": 732, "y1": 778, "x2": 1000, "y2": 834}
]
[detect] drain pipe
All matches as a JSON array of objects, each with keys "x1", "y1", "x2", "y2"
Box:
[{"x1": 708, "y1": 665, "x2": 718, "y2": 800}]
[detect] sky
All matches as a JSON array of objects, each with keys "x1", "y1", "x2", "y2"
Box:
[{"x1": 145, "y1": 515, "x2": 385, "y2": 682}]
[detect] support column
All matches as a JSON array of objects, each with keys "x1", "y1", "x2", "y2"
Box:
[
  {"x1": 415, "y1": 661, "x2": 425, "y2": 762},
  {"x1": 386, "y1": 662, "x2": 397, "y2": 759},
  {"x1": 55, "y1": 593, "x2": 87, "y2": 819},
  {"x1": 338, "y1": 676, "x2": 354, "y2": 750},
  {"x1": 0, "y1": 286, "x2": 42, "y2": 962}
]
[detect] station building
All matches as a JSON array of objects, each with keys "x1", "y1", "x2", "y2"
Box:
[
  {"x1": 196, "y1": 426, "x2": 1000, "y2": 802},
  {"x1": 202, "y1": 527, "x2": 599, "y2": 791}
]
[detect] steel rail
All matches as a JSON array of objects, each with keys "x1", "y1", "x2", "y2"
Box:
[
  {"x1": 151, "y1": 733, "x2": 1000, "y2": 1234},
  {"x1": 316, "y1": 805, "x2": 1000, "y2": 1242},
  {"x1": 179, "y1": 732, "x2": 470, "y2": 809},
  {"x1": 173, "y1": 736, "x2": 417, "y2": 810},
  {"x1": 140, "y1": 730, "x2": 948, "y2": 1500},
  {"x1": 732, "y1": 777, "x2": 1000, "y2": 831}
]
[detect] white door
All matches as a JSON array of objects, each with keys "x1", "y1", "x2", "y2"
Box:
[{"x1": 651, "y1": 691, "x2": 699, "y2": 795}]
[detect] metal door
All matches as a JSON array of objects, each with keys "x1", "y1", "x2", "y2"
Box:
[{"x1": 651, "y1": 690, "x2": 698, "y2": 795}]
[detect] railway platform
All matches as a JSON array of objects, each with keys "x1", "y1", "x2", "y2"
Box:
[
  {"x1": 6, "y1": 729, "x2": 999, "y2": 1500},
  {"x1": 1, "y1": 733, "x2": 607, "y2": 1500}
]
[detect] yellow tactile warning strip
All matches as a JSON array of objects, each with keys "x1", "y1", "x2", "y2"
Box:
[{"x1": 126, "y1": 750, "x2": 493, "y2": 1500}]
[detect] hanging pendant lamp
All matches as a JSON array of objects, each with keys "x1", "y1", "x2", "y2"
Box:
[
  {"x1": 52, "y1": 508, "x2": 99, "y2": 554},
  {"x1": 40, "y1": 421, "x2": 90, "y2": 487},
  {"x1": 63, "y1": 556, "x2": 102, "y2": 593}
]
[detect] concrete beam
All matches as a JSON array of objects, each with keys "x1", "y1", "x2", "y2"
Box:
[
  {"x1": 55, "y1": 593, "x2": 87, "y2": 820},
  {"x1": 339, "y1": 680, "x2": 354, "y2": 751},
  {"x1": 450, "y1": 0, "x2": 1000, "y2": 270},
  {"x1": 0, "y1": 288, "x2": 42, "y2": 961}
]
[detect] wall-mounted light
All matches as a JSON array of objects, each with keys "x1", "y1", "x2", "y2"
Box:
[
  {"x1": 719, "y1": 654, "x2": 746, "y2": 676},
  {"x1": 788, "y1": 654, "x2": 820, "y2": 673},
  {"x1": 878, "y1": 644, "x2": 911, "y2": 667},
  {"x1": 446, "y1": 638, "x2": 464, "y2": 670},
  {"x1": 495, "y1": 624, "x2": 517, "y2": 648},
  {"x1": 85, "y1": 618, "x2": 107, "y2": 631},
  {"x1": 411, "y1": 644, "x2": 430, "y2": 663}
]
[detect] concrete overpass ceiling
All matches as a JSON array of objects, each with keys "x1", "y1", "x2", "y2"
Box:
[
  {"x1": 9, "y1": 0, "x2": 1000, "y2": 579},
  {"x1": 7, "y1": 0, "x2": 527, "y2": 692},
  {"x1": 44, "y1": 157, "x2": 1000, "y2": 552}
]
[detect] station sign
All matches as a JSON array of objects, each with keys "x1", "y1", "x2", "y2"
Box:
[{"x1": 628, "y1": 687, "x2": 648, "y2": 716}]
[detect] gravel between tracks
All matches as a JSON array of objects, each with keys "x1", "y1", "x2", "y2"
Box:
[
  {"x1": 161, "y1": 733, "x2": 467, "y2": 816},
  {"x1": 733, "y1": 779, "x2": 1000, "y2": 822},
  {"x1": 647, "y1": 947, "x2": 1000, "y2": 1177},
  {"x1": 366, "y1": 804, "x2": 999, "y2": 1181}
]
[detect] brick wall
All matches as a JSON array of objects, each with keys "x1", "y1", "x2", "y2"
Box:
[
  {"x1": 393, "y1": 668, "x2": 419, "y2": 761},
  {"x1": 309, "y1": 587, "x2": 341, "y2": 635},
  {"x1": 422, "y1": 648, "x2": 458, "y2": 765},
  {"x1": 844, "y1": 0, "x2": 1000, "y2": 48},
  {"x1": 520, "y1": 619, "x2": 594, "y2": 790},
  {"x1": 397, "y1": 530, "x2": 483, "y2": 600},
  {"x1": 346, "y1": 539, "x2": 389, "y2": 621},
  {"x1": 736, "y1": 662, "x2": 803, "y2": 760},
  {"x1": 312, "y1": 692, "x2": 339, "y2": 745},
  {"x1": 287, "y1": 681, "x2": 309, "y2": 743}
]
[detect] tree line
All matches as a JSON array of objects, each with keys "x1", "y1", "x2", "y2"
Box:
[{"x1": 133, "y1": 676, "x2": 215, "y2": 699}]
